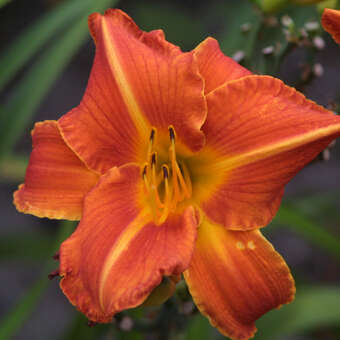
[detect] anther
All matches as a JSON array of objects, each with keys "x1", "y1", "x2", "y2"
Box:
[
  {"x1": 169, "y1": 126, "x2": 175, "y2": 141},
  {"x1": 150, "y1": 128, "x2": 156, "y2": 142},
  {"x1": 87, "y1": 320, "x2": 97, "y2": 327},
  {"x1": 142, "y1": 164, "x2": 148, "y2": 177},
  {"x1": 48, "y1": 269, "x2": 60, "y2": 280},
  {"x1": 52, "y1": 251, "x2": 60, "y2": 261},
  {"x1": 162, "y1": 165, "x2": 169, "y2": 179},
  {"x1": 151, "y1": 153, "x2": 157, "y2": 166}
]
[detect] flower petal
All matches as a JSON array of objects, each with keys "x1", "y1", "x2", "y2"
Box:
[
  {"x1": 184, "y1": 216, "x2": 295, "y2": 340},
  {"x1": 322, "y1": 8, "x2": 340, "y2": 44},
  {"x1": 194, "y1": 37, "x2": 251, "y2": 95},
  {"x1": 194, "y1": 75, "x2": 340, "y2": 229},
  {"x1": 59, "y1": 164, "x2": 198, "y2": 322},
  {"x1": 13, "y1": 121, "x2": 99, "y2": 220},
  {"x1": 59, "y1": 9, "x2": 206, "y2": 174}
]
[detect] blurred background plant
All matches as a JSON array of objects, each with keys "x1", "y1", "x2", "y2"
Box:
[{"x1": 0, "y1": 0, "x2": 340, "y2": 339}]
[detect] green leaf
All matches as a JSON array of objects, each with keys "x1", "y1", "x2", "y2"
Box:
[
  {"x1": 132, "y1": 2, "x2": 206, "y2": 50},
  {"x1": 0, "y1": 18, "x2": 88, "y2": 162},
  {"x1": 274, "y1": 204, "x2": 340, "y2": 261},
  {"x1": 0, "y1": 154, "x2": 28, "y2": 182},
  {"x1": 248, "y1": 23, "x2": 288, "y2": 75},
  {"x1": 0, "y1": 0, "x2": 117, "y2": 162},
  {"x1": 216, "y1": 2, "x2": 320, "y2": 75},
  {"x1": 213, "y1": 0, "x2": 262, "y2": 63},
  {"x1": 0, "y1": 0, "x2": 94, "y2": 91},
  {"x1": 119, "y1": 330, "x2": 144, "y2": 340},
  {"x1": 61, "y1": 313, "x2": 110, "y2": 340},
  {"x1": 183, "y1": 314, "x2": 213, "y2": 340},
  {"x1": 287, "y1": 193, "x2": 340, "y2": 221},
  {"x1": 285, "y1": 4, "x2": 319, "y2": 27},
  {"x1": 256, "y1": 286, "x2": 340, "y2": 339},
  {"x1": 0, "y1": 220, "x2": 76, "y2": 340},
  {"x1": 0, "y1": 277, "x2": 49, "y2": 340},
  {"x1": 0, "y1": 234, "x2": 53, "y2": 261}
]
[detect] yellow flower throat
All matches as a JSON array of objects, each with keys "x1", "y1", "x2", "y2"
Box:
[{"x1": 142, "y1": 126, "x2": 192, "y2": 224}]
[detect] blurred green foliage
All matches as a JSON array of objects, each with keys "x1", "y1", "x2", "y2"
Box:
[
  {"x1": 0, "y1": 0, "x2": 10, "y2": 9},
  {"x1": 0, "y1": 0, "x2": 117, "y2": 162},
  {"x1": 0, "y1": 0, "x2": 340, "y2": 339},
  {"x1": 0, "y1": 220, "x2": 76, "y2": 340},
  {"x1": 183, "y1": 286, "x2": 340, "y2": 340}
]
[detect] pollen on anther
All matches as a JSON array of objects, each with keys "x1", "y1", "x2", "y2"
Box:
[
  {"x1": 247, "y1": 241, "x2": 256, "y2": 250},
  {"x1": 151, "y1": 153, "x2": 156, "y2": 165},
  {"x1": 236, "y1": 241, "x2": 245, "y2": 250},
  {"x1": 162, "y1": 166, "x2": 169, "y2": 179},
  {"x1": 142, "y1": 165, "x2": 147, "y2": 177},
  {"x1": 169, "y1": 126, "x2": 175, "y2": 141},
  {"x1": 150, "y1": 128, "x2": 156, "y2": 141},
  {"x1": 48, "y1": 269, "x2": 60, "y2": 280}
]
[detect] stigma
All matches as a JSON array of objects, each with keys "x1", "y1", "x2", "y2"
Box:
[{"x1": 142, "y1": 126, "x2": 192, "y2": 224}]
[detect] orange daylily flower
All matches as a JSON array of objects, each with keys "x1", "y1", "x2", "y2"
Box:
[
  {"x1": 322, "y1": 8, "x2": 340, "y2": 44},
  {"x1": 14, "y1": 9, "x2": 340, "y2": 340}
]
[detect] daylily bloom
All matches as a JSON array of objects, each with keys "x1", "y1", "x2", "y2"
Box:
[
  {"x1": 14, "y1": 9, "x2": 340, "y2": 340},
  {"x1": 322, "y1": 8, "x2": 340, "y2": 44}
]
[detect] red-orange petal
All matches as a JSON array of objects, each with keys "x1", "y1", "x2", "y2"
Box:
[
  {"x1": 194, "y1": 37, "x2": 252, "y2": 95},
  {"x1": 322, "y1": 8, "x2": 340, "y2": 44},
  {"x1": 184, "y1": 217, "x2": 295, "y2": 340},
  {"x1": 13, "y1": 121, "x2": 99, "y2": 220},
  {"x1": 59, "y1": 9, "x2": 206, "y2": 174},
  {"x1": 59, "y1": 164, "x2": 198, "y2": 322},
  {"x1": 195, "y1": 75, "x2": 340, "y2": 230}
]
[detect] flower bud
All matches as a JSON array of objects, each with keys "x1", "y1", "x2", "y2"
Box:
[
  {"x1": 142, "y1": 275, "x2": 181, "y2": 306},
  {"x1": 252, "y1": 0, "x2": 289, "y2": 13}
]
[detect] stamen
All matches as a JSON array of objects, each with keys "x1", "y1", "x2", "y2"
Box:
[
  {"x1": 147, "y1": 127, "x2": 157, "y2": 164},
  {"x1": 151, "y1": 153, "x2": 164, "y2": 209},
  {"x1": 179, "y1": 162, "x2": 192, "y2": 197},
  {"x1": 174, "y1": 162, "x2": 191, "y2": 198},
  {"x1": 48, "y1": 269, "x2": 60, "y2": 280},
  {"x1": 159, "y1": 165, "x2": 171, "y2": 224},
  {"x1": 170, "y1": 145, "x2": 180, "y2": 209},
  {"x1": 52, "y1": 251, "x2": 60, "y2": 261},
  {"x1": 144, "y1": 126, "x2": 192, "y2": 225},
  {"x1": 142, "y1": 164, "x2": 150, "y2": 192},
  {"x1": 150, "y1": 127, "x2": 156, "y2": 142},
  {"x1": 178, "y1": 163, "x2": 183, "y2": 174},
  {"x1": 151, "y1": 152, "x2": 157, "y2": 166},
  {"x1": 162, "y1": 165, "x2": 169, "y2": 179},
  {"x1": 169, "y1": 126, "x2": 175, "y2": 141},
  {"x1": 142, "y1": 164, "x2": 148, "y2": 177}
]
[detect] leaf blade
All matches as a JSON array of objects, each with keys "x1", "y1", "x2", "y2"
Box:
[
  {"x1": 0, "y1": 0, "x2": 117, "y2": 162},
  {"x1": 0, "y1": 0, "x2": 93, "y2": 91},
  {"x1": 274, "y1": 204, "x2": 340, "y2": 260},
  {"x1": 256, "y1": 286, "x2": 340, "y2": 339}
]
